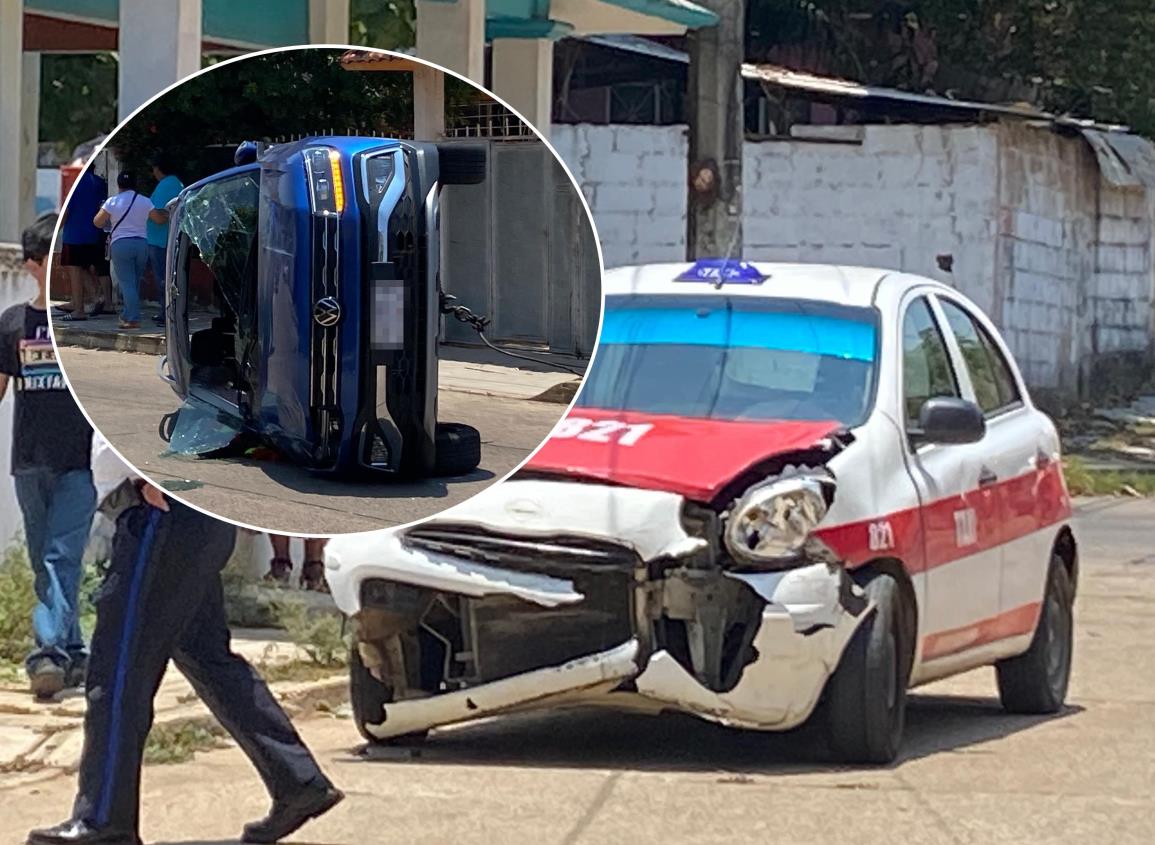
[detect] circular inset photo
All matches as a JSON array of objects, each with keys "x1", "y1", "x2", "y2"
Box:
[{"x1": 49, "y1": 47, "x2": 601, "y2": 535}]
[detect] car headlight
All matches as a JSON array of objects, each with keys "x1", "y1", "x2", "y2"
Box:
[
  {"x1": 304, "y1": 147, "x2": 345, "y2": 216},
  {"x1": 724, "y1": 472, "x2": 833, "y2": 567}
]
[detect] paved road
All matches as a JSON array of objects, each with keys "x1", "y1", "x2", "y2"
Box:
[
  {"x1": 58, "y1": 348, "x2": 567, "y2": 534},
  {"x1": 2, "y1": 498, "x2": 1153, "y2": 844}
]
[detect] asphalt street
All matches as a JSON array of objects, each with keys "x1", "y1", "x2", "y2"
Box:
[
  {"x1": 2, "y1": 497, "x2": 1153, "y2": 844},
  {"x1": 57, "y1": 347, "x2": 567, "y2": 534}
]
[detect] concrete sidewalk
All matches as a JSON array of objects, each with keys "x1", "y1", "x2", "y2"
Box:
[
  {"x1": 0, "y1": 629, "x2": 345, "y2": 780},
  {"x1": 52, "y1": 312, "x2": 585, "y2": 405}
]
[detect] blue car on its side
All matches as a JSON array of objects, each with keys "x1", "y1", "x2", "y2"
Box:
[{"x1": 160, "y1": 137, "x2": 486, "y2": 479}]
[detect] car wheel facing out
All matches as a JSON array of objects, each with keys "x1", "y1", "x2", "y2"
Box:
[
  {"x1": 996, "y1": 553, "x2": 1073, "y2": 714},
  {"x1": 824, "y1": 572, "x2": 909, "y2": 764}
]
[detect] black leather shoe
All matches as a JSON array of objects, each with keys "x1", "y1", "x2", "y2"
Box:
[
  {"x1": 241, "y1": 784, "x2": 344, "y2": 843},
  {"x1": 27, "y1": 819, "x2": 139, "y2": 845}
]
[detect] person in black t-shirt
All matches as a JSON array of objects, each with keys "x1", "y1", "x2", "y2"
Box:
[{"x1": 0, "y1": 213, "x2": 96, "y2": 700}]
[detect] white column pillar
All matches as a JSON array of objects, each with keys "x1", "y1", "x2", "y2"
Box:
[
  {"x1": 491, "y1": 38, "x2": 553, "y2": 138},
  {"x1": 413, "y1": 65, "x2": 446, "y2": 141},
  {"x1": 0, "y1": 0, "x2": 25, "y2": 242},
  {"x1": 415, "y1": 0, "x2": 485, "y2": 84},
  {"x1": 309, "y1": 0, "x2": 350, "y2": 42},
  {"x1": 21, "y1": 53, "x2": 41, "y2": 230},
  {"x1": 117, "y1": 0, "x2": 203, "y2": 121}
]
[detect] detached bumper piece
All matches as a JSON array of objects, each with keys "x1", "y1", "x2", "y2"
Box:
[{"x1": 363, "y1": 640, "x2": 641, "y2": 741}]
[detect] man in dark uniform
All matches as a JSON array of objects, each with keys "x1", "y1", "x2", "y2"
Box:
[{"x1": 28, "y1": 440, "x2": 343, "y2": 845}]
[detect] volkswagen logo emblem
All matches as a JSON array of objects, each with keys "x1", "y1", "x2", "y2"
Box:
[{"x1": 313, "y1": 297, "x2": 341, "y2": 327}]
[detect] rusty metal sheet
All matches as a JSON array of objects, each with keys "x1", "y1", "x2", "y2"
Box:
[
  {"x1": 1080, "y1": 129, "x2": 1155, "y2": 189},
  {"x1": 1082, "y1": 129, "x2": 1143, "y2": 188}
]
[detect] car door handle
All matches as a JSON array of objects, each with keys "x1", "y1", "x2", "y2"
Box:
[{"x1": 978, "y1": 466, "x2": 999, "y2": 487}]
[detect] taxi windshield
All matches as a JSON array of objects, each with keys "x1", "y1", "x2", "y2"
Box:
[{"x1": 576, "y1": 294, "x2": 879, "y2": 426}]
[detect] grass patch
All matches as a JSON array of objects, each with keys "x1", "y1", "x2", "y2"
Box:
[
  {"x1": 0, "y1": 541, "x2": 104, "y2": 677},
  {"x1": 271, "y1": 599, "x2": 349, "y2": 669},
  {"x1": 256, "y1": 659, "x2": 346, "y2": 684},
  {"x1": 1063, "y1": 456, "x2": 1155, "y2": 496},
  {"x1": 0, "y1": 544, "x2": 37, "y2": 665},
  {"x1": 143, "y1": 721, "x2": 229, "y2": 766}
]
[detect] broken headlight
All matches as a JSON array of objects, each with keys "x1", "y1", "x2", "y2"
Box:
[{"x1": 724, "y1": 471, "x2": 834, "y2": 567}]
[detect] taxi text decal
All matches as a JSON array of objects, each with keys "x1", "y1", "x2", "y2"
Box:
[{"x1": 552, "y1": 417, "x2": 654, "y2": 446}]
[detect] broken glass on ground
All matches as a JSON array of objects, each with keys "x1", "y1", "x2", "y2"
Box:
[{"x1": 163, "y1": 396, "x2": 248, "y2": 458}]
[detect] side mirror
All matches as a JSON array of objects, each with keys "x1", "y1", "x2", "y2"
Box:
[{"x1": 916, "y1": 397, "x2": 986, "y2": 445}]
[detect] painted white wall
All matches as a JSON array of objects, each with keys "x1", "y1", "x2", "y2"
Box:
[
  {"x1": 0, "y1": 256, "x2": 37, "y2": 550},
  {"x1": 552, "y1": 121, "x2": 1155, "y2": 393}
]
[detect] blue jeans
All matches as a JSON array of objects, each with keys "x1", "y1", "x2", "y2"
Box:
[
  {"x1": 14, "y1": 468, "x2": 96, "y2": 672},
  {"x1": 148, "y1": 244, "x2": 167, "y2": 317},
  {"x1": 110, "y1": 237, "x2": 148, "y2": 323}
]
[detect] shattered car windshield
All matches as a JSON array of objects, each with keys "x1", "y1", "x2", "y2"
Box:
[
  {"x1": 178, "y1": 173, "x2": 259, "y2": 323},
  {"x1": 577, "y1": 295, "x2": 879, "y2": 426}
]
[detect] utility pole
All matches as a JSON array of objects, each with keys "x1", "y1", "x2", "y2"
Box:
[{"x1": 686, "y1": 0, "x2": 745, "y2": 260}]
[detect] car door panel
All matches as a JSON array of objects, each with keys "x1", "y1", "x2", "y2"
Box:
[
  {"x1": 932, "y1": 294, "x2": 1060, "y2": 630},
  {"x1": 897, "y1": 292, "x2": 1002, "y2": 665}
]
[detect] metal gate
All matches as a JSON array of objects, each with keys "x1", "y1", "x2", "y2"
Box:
[{"x1": 440, "y1": 140, "x2": 601, "y2": 358}]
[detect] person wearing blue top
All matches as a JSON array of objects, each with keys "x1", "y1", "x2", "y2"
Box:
[
  {"x1": 145, "y1": 153, "x2": 184, "y2": 327},
  {"x1": 57, "y1": 168, "x2": 112, "y2": 322}
]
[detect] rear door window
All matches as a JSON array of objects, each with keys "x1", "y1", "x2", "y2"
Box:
[{"x1": 937, "y1": 299, "x2": 1022, "y2": 415}]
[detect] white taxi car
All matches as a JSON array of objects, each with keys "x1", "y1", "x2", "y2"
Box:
[{"x1": 325, "y1": 261, "x2": 1077, "y2": 763}]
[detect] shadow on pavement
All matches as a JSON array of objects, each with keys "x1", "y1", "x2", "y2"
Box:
[
  {"x1": 344, "y1": 694, "x2": 1084, "y2": 776},
  {"x1": 256, "y1": 461, "x2": 496, "y2": 500}
]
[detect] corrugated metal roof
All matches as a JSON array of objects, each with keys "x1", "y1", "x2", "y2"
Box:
[{"x1": 1081, "y1": 130, "x2": 1155, "y2": 189}]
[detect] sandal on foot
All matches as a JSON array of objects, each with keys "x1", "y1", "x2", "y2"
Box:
[
  {"x1": 88, "y1": 300, "x2": 108, "y2": 317},
  {"x1": 59, "y1": 313, "x2": 88, "y2": 322},
  {"x1": 264, "y1": 557, "x2": 292, "y2": 586},
  {"x1": 301, "y1": 560, "x2": 329, "y2": 593}
]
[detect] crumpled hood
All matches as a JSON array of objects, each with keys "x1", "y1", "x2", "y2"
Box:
[
  {"x1": 526, "y1": 408, "x2": 845, "y2": 502},
  {"x1": 415, "y1": 478, "x2": 706, "y2": 561}
]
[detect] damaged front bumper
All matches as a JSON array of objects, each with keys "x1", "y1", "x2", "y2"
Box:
[{"x1": 325, "y1": 480, "x2": 870, "y2": 739}]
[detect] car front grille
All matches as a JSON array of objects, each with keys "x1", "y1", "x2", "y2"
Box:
[{"x1": 402, "y1": 525, "x2": 640, "y2": 576}]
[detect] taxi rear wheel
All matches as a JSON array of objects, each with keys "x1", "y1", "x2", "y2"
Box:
[
  {"x1": 824, "y1": 572, "x2": 909, "y2": 764},
  {"x1": 995, "y1": 554, "x2": 1073, "y2": 714}
]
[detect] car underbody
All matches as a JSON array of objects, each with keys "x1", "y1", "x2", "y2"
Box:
[{"x1": 327, "y1": 472, "x2": 873, "y2": 741}]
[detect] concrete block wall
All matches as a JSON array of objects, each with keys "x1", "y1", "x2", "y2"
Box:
[
  {"x1": 742, "y1": 125, "x2": 1001, "y2": 316},
  {"x1": 1090, "y1": 184, "x2": 1153, "y2": 359},
  {"x1": 553, "y1": 122, "x2": 1154, "y2": 395},
  {"x1": 552, "y1": 124, "x2": 688, "y2": 268},
  {"x1": 993, "y1": 122, "x2": 1100, "y2": 391}
]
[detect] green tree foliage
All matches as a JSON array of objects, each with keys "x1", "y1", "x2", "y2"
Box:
[
  {"x1": 747, "y1": 1, "x2": 1155, "y2": 134},
  {"x1": 350, "y1": 0, "x2": 416, "y2": 49},
  {"x1": 111, "y1": 49, "x2": 413, "y2": 189},
  {"x1": 38, "y1": 54, "x2": 119, "y2": 158}
]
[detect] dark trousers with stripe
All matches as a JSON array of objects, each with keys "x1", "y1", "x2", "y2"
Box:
[{"x1": 72, "y1": 502, "x2": 328, "y2": 834}]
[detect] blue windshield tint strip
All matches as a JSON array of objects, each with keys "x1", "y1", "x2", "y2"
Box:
[{"x1": 600, "y1": 307, "x2": 876, "y2": 361}]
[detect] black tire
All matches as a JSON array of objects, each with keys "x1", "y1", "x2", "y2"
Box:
[
  {"x1": 350, "y1": 645, "x2": 428, "y2": 746},
  {"x1": 825, "y1": 572, "x2": 909, "y2": 764},
  {"x1": 433, "y1": 422, "x2": 481, "y2": 477},
  {"x1": 996, "y1": 554, "x2": 1073, "y2": 714},
  {"x1": 437, "y1": 143, "x2": 487, "y2": 185}
]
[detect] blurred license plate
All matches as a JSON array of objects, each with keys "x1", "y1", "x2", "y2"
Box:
[{"x1": 372, "y1": 279, "x2": 405, "y2": 350}]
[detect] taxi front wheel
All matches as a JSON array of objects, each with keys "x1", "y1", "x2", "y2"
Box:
[
  {"x1": 996, "y1": 554, "x2": 1073, "y2": 714},
  {"x1": 824, "y1": 572, "x2": 909, "y2": 764}
]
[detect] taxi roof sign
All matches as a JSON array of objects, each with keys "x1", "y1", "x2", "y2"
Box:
[{"x1": 675, "y1": 259, "x2": 767, "y2": 286}]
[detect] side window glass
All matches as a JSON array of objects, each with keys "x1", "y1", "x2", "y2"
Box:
[
  {"x1": 902, "y1": 298, "x2": 959, "y2": 429},
  {"x1": 938, "y1": 300, "x2": 1020, "y2": 414}
]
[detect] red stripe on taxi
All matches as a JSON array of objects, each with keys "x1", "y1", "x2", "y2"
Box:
[
  {"x1": 815, "y1": 461, "x2": 1072, "y2": 574},
  {"x1": 921, "y1": 602, "x2": 1042, "y2": 660}
]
